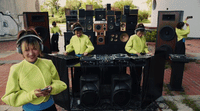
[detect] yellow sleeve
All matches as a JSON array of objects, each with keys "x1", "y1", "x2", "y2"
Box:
[
  {"x1": 125, "y1": 36, "x2": 137, "y2": 54},
  {"x1": 49, "y1": 61, "x2": 67, "y2": 95},
  {"x1": 65, "y1": 37, "x2": 74, "y2": 53},
  {"x1": 50, "y1": 27, "x2": 54, "y2": 34},
  {"x1": 84, "y1": 37, "x2": 94, "y2": 53},
  {"x1": 1, "y1": 65, "x2": 37, "y2": 107},
  {"x1": 143, "y1": 38, "x2": 149, "y2": 53}
]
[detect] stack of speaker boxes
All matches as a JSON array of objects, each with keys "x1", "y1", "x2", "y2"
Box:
[{"x1": 64, "y1": 4, "x2": 138, "y2": 54}]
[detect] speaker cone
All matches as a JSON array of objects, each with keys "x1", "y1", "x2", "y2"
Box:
[
  {"x1": 160, "y1": 26, "x2": 175, "y2": 41},
  {"x1": 35, "y1": 26, "x2": 48, "y2": 41},
  {"x1": 95, "y1": 25, "x2": 102, "y2": 30},
  {"x1": 108, "y1": 24, "x2": 114, "y2": 30},
  {"x1": 112, "y1": 82, "x2": 131, "y2": 107},
  {"x1": 120, "y1": 33, "x2": 129, "y2": 42},
  {"x1": 98, "y1": 36, "x2": 104, "y2": 43},
  {"x1": 87, "y1": 24, "x2": 92, "y2": 31},
  {"x1": 81, "y1": 83, "x2": 100, "y2": 108}
]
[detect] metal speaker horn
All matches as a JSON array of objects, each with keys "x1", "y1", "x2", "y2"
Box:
[{"x1": 120, "y1": 33, "x2": 129, "y2": 42}]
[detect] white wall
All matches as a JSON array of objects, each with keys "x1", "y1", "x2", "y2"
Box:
[
  {"x1": 0, "y1": 13, "x2": 18, "y2": 36},
  {"x1": 151, "y1": 0, "x2": 200, "y2": 38}
]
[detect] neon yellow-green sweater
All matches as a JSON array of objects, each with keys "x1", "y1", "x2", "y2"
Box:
[
  {"x1": 51, "y1": 26, "x2": 62, "y2": 34},
  {"x1": 1, "y1": 58, "x2": 67, "y2": 107},
  {"x1": 65, "y1": 34, "x2": 94, "y2": 54},
  {"x1": 125, "y1": 34, "x2": 149, "y2": 54},
  {"x1": 176, "y1": 21, "x2": 190, "y2": 41}
]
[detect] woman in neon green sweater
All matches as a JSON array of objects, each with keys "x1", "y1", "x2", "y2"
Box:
[
  {"x1": 125, "y1": 23, "x2": 150, "y2": 56},
  {"x1": 125, "y1": 23, "x2": 150, "y2": 96},
  {"x1": 51, "y1": 21, "x2": 62, "y2": 52},
  {"x1": 1, "y1": 28, "x2": 67, "y2": 111},
  {"x1": 175, "y1": 17, "x2": 190, "y2": 54},
  {"x1": 63, "y1": 22, "x2": 94, "y2": 57}
]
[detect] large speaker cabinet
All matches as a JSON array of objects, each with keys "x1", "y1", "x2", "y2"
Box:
[
  {"x1": 156, "y1": 11, "x2": 184, "y2": 55},
  {"x1": 107, "y1": 15, "x2": 115, "y2": 32},
  {"x1": 23, "y1": 12, "x2": 51, "y2": 53}
]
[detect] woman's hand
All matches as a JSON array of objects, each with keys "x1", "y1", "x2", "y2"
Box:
[
  {"x1": 63, "y1": 52, "x2": 68, "y2": 56},
  {"x1": 185, "y1": 23, "x2": 189, "y2": 26},
  {"x1": 83, "y1": 52, "x2": 88, "y2": 56},
  {"x1": 136, "y1": 53, "x2": 141, "y2": 56},
  {"x1": 34, "y1": 86, "x2": 52, "y2": 97}
]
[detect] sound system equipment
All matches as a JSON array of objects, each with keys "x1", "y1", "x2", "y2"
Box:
[
  {"x1": 79, "y1": 9, "x2": 85, "y2": 19},
  {"x1": 107, "y1": 10, "x2": 115, "y2": 15},
  {"x1": 141, "y1": 48, "x2": 167, "y2": 109},
  {"x1": 130, "y1": 9, "x2": 138, "y2": 15},
  {"x1": 111, "y1": 74, "x2": 131, "y2": 107},
  {"x1": 23, "y1": 12, "x2": 51, "y2": 53},
  {"x1": 79, "y1": 19, "x2": 86, "y2": 32},
  {"x1": 96, "y1": 31, "x2": 105, "y2": 45},
  {"x1": 168, "y1": 54, "x2": 189, "y2": 91},
  {"x1": 123, "y1": 5, "x2": 130, "y2": 15},
  {"x1": 95, "y1": 9, "x2": 106, "y2": 21},
  {"x1": 105, "y1": 31, "x2": 133, "y2": 54},
  {"x1": 93, "y1": 23, "x2": 107, "y2": 32},
  {"x1": 66, "y1": 21, "x2": 76, "y2": 32},
  {"x1": 84, "y1": 32, "x2": 95, "y2": 44},
  {"x1": 80, "y1": 74, "x2": 100, "y2": 108},
  {"x1": 80, "y1": 54, "x2": 131, "y2": 66},
  {"x1": 126, "y1": 15, "x2": 137, "y2": 31},
  {"x1": 49, "y1": 54, "x2": 80, "y2": 65},
  {"x1": 120, "y1": 22, "x2": 126, "y2": 31},
  {"x1": 156, "y1": 11, "x2": 184, "y2": 56},
  {"x1": 70, "y1": 10, "x2": 77, "y2": 16},
  {"x1": 86, "y1": 5, "x2": 93, "y2": 10},
  {"x1": 107, "y1": 16, "x2": 115, "y2": 32},
  {"x1": 115, "y1": 11, "x2": 121, "y2": 31},
  {"x1": 46, "y1": 54, "x2": 72, "y2": 110},
  {"x1": 64, "y1": 32, "x2": 73, "y2": 49},
  {"x1": 107, "y1": 4, "x2": 111, "y2": 10},
  {"x1": 85, "y1": 16, "x2": 93, "y2": 32}
]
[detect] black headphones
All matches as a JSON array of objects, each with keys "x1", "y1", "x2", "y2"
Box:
[
  {"x1": 72, "y1": 25, "x2": 83, "y2": 34},
  {"x1": 16, "y1": 34, "x2": 44, "y2": 54},
  {"x1": 135, "y1": 28, "x2": 145, "y2": 34}
]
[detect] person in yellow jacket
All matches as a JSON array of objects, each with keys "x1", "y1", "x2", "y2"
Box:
[
  {"x1": 125, "y1": 23, "x2": 150, "y2": 56},
  {"x1": 175, "y1": 17, "x2": 190, "y2": 54},
  {"x1": 51, "y1": 21, "x2": 62, "y2": 52},
  {"x1": 63, "y1": 22, "x2": 94, "y2": 57},
  {"x1": 1, "y1": 28, "x2": 67, "y2": 111},
  {"x1": 125, "y1": 23, "x2": 150, "y2": 96}
]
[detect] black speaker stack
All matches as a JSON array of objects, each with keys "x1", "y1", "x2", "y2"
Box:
[{"x1": 64, "y1": 5, "x2": 138, "y2": 54}]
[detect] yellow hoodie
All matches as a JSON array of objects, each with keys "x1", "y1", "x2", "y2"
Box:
[
  {"x1": 1, "y1": 58, "x2": 67, "y2": 107},
  {"x1": 65, "y1": 34, "x2": 94, "y2": 54},
  {"x1": 125, "y1": 34, "x2": 149, "y2": 54},
  {"x1": 176, "y1": 20, "x2": 190, "y2": 41}
]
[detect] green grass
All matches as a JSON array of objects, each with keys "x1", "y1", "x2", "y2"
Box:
[
  {"x1": 138, "y1": 19, "x2": 151, "y2": 23},
  {"x1": 0, "y1": 63, "x2": 5, "y2": 66},
  {"x1": 163, "y1": 84, "x2": 174, "y2": 96},
  {"x1": 165, "y1": 100, "x2": 178, "y2": 111},
  {"x1": 182, "y1": 98, "x2": 200, "y2": 111}
]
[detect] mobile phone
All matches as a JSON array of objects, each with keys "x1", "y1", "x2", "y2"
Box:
[
  {"x1": 187, "y1": 16, "x2": 193, "y2": 19},
  {"x1": 41, "y1": 87, "x2": 49, "y2": 91}
]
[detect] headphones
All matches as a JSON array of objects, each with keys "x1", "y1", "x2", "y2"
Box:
[
  {"x1": 72, "y1": 26, "x2": 83, "y2": 34},
  {"x1": 16, "y1": 34, "x2": 44, "y2": 54},
  {"x1": 134, "y1": 27, "x2": 145, "y2": 34}
]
